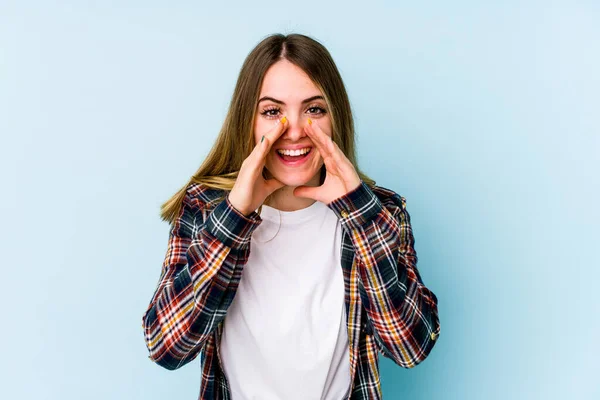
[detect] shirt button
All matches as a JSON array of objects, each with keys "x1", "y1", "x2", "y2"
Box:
[
  {"x1": 430, "y1": 331, "x2": 438, "y2": 341},
  {"x1": 340, "y1": 210, "x2": 349, "y2": 218}
]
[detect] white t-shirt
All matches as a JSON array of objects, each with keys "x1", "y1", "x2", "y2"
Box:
[{"x1": 219, "y1": 199, "x2": 351, "y2": 400}]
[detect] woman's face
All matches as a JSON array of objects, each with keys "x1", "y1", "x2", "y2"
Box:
[{"x1": 254, "y1": 59, "x2": 332, "y2": 188}]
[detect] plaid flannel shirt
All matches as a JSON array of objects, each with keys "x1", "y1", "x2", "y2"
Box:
[{"x1": 142, "y1": 180, "x2": 441, "y2": 399}]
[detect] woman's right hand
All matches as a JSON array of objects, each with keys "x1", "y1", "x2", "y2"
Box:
[{"x1": 228, "y1": 117, "x2": 288, "y2": 216}]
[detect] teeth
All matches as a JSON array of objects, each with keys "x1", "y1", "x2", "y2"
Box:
[{"x1": 277, "y1": 147, "x2": 311, "y2": 156}]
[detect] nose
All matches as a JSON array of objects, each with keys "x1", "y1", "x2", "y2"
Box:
[{"x1": 280, "y1": 115, "x2": 307, "y2": 142}]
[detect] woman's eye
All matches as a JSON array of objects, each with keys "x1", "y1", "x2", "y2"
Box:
[
  {"x1": 260, "y1": 107, "x2": 280, "y2": 118},
  {"x1": 307, "y1": 106, "x2": 327, "y2": 115},
  {"x1": 260, "y1": 105, "x2": 327, "y2": 119}
]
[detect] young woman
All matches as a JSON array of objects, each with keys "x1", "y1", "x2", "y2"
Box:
[{"x1": 142, "y1": 33, "x2": 441, "y2": 400}]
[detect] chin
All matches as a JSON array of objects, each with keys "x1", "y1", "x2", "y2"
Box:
[
  {"x1": 265, "y1": 165, "x2": 321, "y2": 187},
  {"x1": 272, "y1": 173, "x2": 315, "y2": 187}
]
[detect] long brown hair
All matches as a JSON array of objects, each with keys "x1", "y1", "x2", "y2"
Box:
[{"x1": 160, "y1": 33, "x2": 375, "y2": 225}]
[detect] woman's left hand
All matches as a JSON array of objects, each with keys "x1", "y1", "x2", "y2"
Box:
[{"x1": 293, "y1": 118, "x2": 362, "y2": 204}]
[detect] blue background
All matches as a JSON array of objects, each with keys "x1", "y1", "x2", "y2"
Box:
[{"x1": 2, "y1": 1, "x2": 598, "y2": 399}]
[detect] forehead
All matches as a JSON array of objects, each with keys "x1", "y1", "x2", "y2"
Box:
[{"x1": 259, "y1": 59, "x2": 321, "y2": 99}]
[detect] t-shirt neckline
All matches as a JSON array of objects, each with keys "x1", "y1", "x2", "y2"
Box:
[{"x1": 259, "y1": 200, "x2": 327, "y2": 224}]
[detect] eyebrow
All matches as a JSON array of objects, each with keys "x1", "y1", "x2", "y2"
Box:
[{"x1": 257, "y1": 95, "x2": 325, "y2": 105}]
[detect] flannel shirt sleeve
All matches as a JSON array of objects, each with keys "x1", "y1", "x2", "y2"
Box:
[
  {"x1": 328, "y1": 181, "x2": 441, "y2": 368},
  {"x1": 142, "y1": 188, "x2": 262, "y2": 370}
]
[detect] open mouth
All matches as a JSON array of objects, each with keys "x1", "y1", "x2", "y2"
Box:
[{"x1": 275, "y1": 147, "x2": 313, "y2": 165}]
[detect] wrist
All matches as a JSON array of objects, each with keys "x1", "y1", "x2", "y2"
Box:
[{"x1": 227, "y1": 193, "x2": 251, "y2": 216}]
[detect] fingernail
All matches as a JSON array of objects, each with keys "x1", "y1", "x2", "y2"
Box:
[
  {"x1": 280, "y1": 116, "x2": 287, "y2": 124},
  {"x1": 261, "y1": 135, "x2": 264, "y2": 143},
  {"x1": 307, "y1": 118, "x2": 312, "y2": 125}
]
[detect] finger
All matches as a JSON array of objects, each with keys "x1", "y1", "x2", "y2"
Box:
[
  {"x1": 329, "y1": 139, "x2": 351, "y2": 165},
  {"x1": 309, "y1": 123, "x2": 349, "y2": 168},
  {"x1": 304, "y1": 129, "x2": 337, "y2": 168},
  {"x1": 324, "y1": 140, "x2": 360, "y2": 188},
  {"x1": 304, "y1": 128, "x2": 348, "y2": 180},
  {"x1": 322, "y1": 139, "x2": 356, "y2": 182},
  {"x1": 303, "y1": 125, "x2": 330, "y2": 162},
  {"x1": 243, "y1": 134, "x2": 269, "y2": 175},
  {"x1": 261, "y1": 116, "x2": 288, "y2": 159},
  {"x1": 246, "y1": 117, "x2": 287, "y2": 171},
  {"x1": 293, "y1": 185, "x2": 322, "y2": 202},
  {"x1": 303, "y1": 125, "x2": 340, "y2": 174},
  {"x1": 306, "y1": 119, "x2": 335, "y2": 154}
]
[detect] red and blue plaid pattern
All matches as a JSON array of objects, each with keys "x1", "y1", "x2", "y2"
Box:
[{"x1": 142, "y1": 181, "x2": 441, "y2": 399}]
